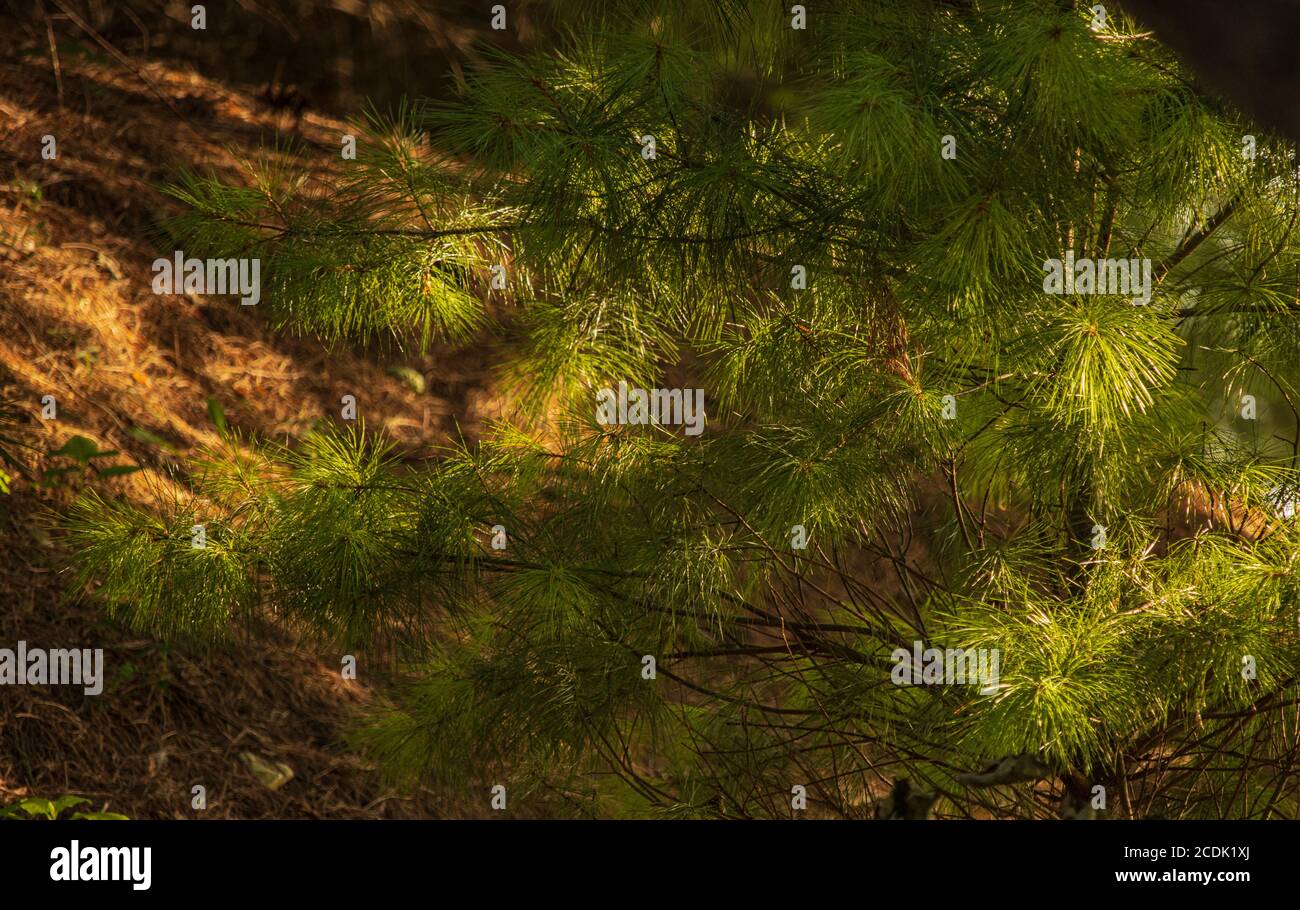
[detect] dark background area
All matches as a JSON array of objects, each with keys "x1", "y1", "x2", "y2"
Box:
[{"x1": 7, "y1": 0, "x2": 548, "y2": 115}]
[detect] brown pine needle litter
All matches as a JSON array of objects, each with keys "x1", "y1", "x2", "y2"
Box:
[{"x1": 0, "y1": 48, "x2": 509, "y2": 818}]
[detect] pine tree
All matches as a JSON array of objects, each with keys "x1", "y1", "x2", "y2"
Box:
[{"x1": 66, "y1": 1, "x2": 1300, "y2": 818}]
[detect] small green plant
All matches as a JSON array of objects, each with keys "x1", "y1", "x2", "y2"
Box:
[
  {"x1": 0, "y1": 795, "x2": 128, "y2": 821},
  {"x1": 74, "y1": 345, "x2": 101, "y2": 374},
  {"x1": 13, "y1": 177, "x2": 42, "y2": 207},
  {"x1": 40, "y1": 435, "x2": 140, "y2": 488}
]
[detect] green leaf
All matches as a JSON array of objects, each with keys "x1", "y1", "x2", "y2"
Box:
[
  {"x1": 70, "y1": 810, "x2": 130, "y2": 821},
  {"x1": 50, "y1": 435, "x2": 101, "y2": 464},
  {"x1": 96, "y1": 465, "x2": 143, "y2": 478},
  {"x1": 129, "y1": 425, "x2": 179, "y2": 454},
  {"x1": 40, "y1": 466, "x2": 77, "y2": 485},
  {"x1": 50, "y1": 795, "x2": 90, "y2": 815},
  {"x1": 207, "y1": 397, "x2": 229, "y2": 436},
  {"x1": 386, "y1": 366, "x2": 427, "y2": 394},
  {"x1": 16, "y1": 797, "x2": 57, "y2": 819}
]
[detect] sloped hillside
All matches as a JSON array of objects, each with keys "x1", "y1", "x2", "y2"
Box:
[{"x1": 0, "y1": 39, "x2": 501, "y2": 818}]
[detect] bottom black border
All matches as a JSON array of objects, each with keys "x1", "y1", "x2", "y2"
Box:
[{"x1": 0, "y1": 819, "x2": 1277, "y2": 897}]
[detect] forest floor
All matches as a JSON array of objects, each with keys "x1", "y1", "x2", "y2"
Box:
[{"x1": 0, "y1": 40, "x2": 504, "y2": 818}]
